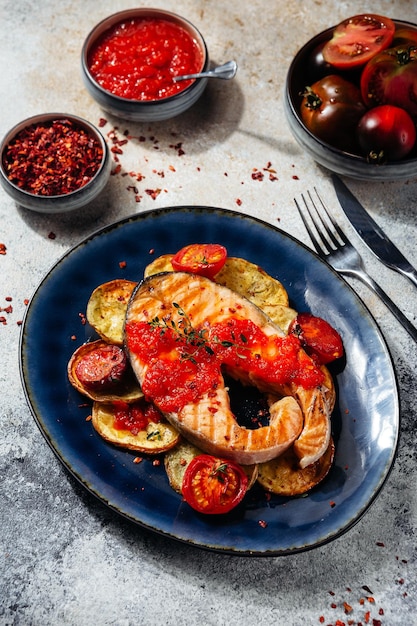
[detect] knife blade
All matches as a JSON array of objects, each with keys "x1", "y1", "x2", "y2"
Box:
[{"x1": 332, "y1": 174, "x2": 417, "y2": 289}]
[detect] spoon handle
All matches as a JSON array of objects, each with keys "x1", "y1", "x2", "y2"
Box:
[{"x1": 173, "y1": 60, "x2": 237, "y2": 82}]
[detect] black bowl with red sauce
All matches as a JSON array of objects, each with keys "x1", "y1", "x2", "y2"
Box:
[
  {"x1": 284, "y1": 19, "x2": 417, "y2": 181},
  {"x1": 81, "y1": 8, "x2": 209, "y2": 122},
  {"x1": 0, "y1": 113, "x2": 111, "y2": 213}
]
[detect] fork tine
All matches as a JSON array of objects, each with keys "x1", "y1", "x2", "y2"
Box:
[
  {"x1": 311, "y1": 187, "x2": 349, "y2": 247},
  {"x1": 294, "y1": 196, "x2": 324, "y2": 254}
]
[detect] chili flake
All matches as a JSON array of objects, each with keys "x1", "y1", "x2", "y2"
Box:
[{"x1": 3, "y1": 118, "x2": 103, "y2": 196}]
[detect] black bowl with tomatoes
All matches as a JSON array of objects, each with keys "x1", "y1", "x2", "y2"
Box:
[{"x1": 285, "y1": 16, "x2": 417, "y2": 181}]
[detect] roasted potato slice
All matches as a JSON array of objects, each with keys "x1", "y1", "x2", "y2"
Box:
[
  {"x1": 164, "y1": 440, "x2": 258, "y2": 494},
  {"x1": 92, "y1": 401, "x2": 180, "y2": 453},
  {"x1": 68, "y1": 339, "x2": 143, "y2": 402},
  {"x1": 86, "y1": 279, "x2": 137, "y2": 345},
  {"x1": 257, "y1": 437, "x2": 335, "y2": 496}
]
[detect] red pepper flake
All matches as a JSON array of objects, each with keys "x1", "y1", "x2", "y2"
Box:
[
  {"x1": 376, "y1": 542, "x2": 385, "y2": 547},
  {"x1": 111, "y1": 164, "x2": 122, "y2": 175},
  {"x1": 152, "y1": 459, "x2": 161, "y2": 466},
  {"x1": 119, "y1": 261, "x2": 127, "y2": 269},
  {"x1": 258, "y1": 520, "x2": 268, "y2": 528},
  {"x1": 133, "y1": 457, "x2": 143, "y2": 464},
  {"x1": 111, "y1": 146, "x2": 124, "y2": 155},
  {"x1": 98, "y1": 118, "x2": 107, "y2": 127},
  {"x1": 364, "y1": 610, "x2": 370, "y2": 623},
  {"x1": 16, "y1": 320, "x2": 23, "y2": 326},
  {"x1": 0, "y1": 316, "x2": 7, "y2": 325},
  {"x1": 85, "y1": 414, "x2": 92, "y2": 422},
  {"x1": 236, "y1": 198, "x2": 242, "y2": 206},
  {"x1": 343, "y1": 602, "x2": 353, "y2": 614},
  {"x1": 149, "y1": 249, "x2": 155, "y2": 255},
  {"x1": 1, "y1": 305, "x2": 13, "y2": 314},
  {"x1": 0, "y1": 243, "x2": 6, "y2": 255},
  {"x1": 78, "y1": 312, "x2": 86, "y2": 325},
  {"x1": 330, "y1": 602, "x2": 337, "y2": 609},
  {"x1": 319, "y1": 617, "x2": 325, "y2": 624},
  {"x1": 252, "y1": 170, "x2": 264, "y2": 181},
  {"x1": 145, "y1": 188, "x2": 162, "y2": 200},
  {"x1": 48, "y1": 231, "x2": 56, "y2": 240},
  {"x1": 3, "y1": 118, "x2": 103, "y2": 196},
  {"x1": 330, "y1": 500, "x2": 336, "y2": 508},
  {"x1": 71, "y1": 335, "x2": 77, "y2": 341},
  {"x1": 5, "y1": 297, "x2": 12, "y2": 302},
  {"x1": 24, "y1": 298, "x2": 29, "y2": 306},
  {"x1": 292, "y1": 175, "x2": 299, "y2": 180}
]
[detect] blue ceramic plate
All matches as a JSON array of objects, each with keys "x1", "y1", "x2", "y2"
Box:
[{"x1": 19, "y1": 207, "x2": 399, "y2": 555}]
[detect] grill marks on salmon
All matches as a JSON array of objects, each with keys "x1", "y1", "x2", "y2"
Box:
[{"x1": 125, "y1": 272, "x2": 333, "y2": 467}]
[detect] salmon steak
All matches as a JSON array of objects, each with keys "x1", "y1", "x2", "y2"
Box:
[{"x1": 125, "y1": 271, "x2": 333, "y2": 466}]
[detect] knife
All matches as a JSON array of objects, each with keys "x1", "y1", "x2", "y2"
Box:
[{"x1": 332, "y1": 174, "x2": 417, "y2": 289}]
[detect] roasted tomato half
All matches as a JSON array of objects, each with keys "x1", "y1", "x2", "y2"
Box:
[
  {"x1": 289, "y1": 313, "x2": 344, "y2": 365},
  {"x1": 357, "y1": 105, "x2": 416, "y2": 162},
  {"x1": 182, "y1": 454, "x2": 248, "y2": 514},
  {"x1": 361, "y1": 45, "x2": 417, "y2": 119},
  {"x1": 322, "y1": 14, "x2": 395, "y2": 69},
  {"x1": 171, "y1": 243, "x2": 227, "y2": 279},
  {"x1": 300, "y1": 75, "x2": 366, "y2": 152}
]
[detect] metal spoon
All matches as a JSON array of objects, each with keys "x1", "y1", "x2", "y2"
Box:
[{"x1": 173, "y1": 60, "x2": 237, "y2": 82}]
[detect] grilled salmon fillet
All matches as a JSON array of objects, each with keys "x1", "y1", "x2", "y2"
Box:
[{"x1": 125, "y1": 272, "x2": 333, "y2": 466}]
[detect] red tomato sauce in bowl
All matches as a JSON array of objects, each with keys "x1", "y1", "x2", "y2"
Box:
[{"x1": 87, "y1": 17, "x2": 204, "y2": 101}]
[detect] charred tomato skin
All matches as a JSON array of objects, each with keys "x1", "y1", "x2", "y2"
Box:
[
  {"x1": 357, "y1": 105, "x2": 416, "y2": 162},
  {"x1": 182, "y1": 454, "x2": 248, "y2": 514},
  {"x1": 289, "y1": 313, "x2": 344, "y2": 365},
  {"x1": 361, "y1": 45, "x2": 417, "y2": 119},
  {"x1": 300, "y1": 74, "x2": 366, "y2": 152},
  {"x1": 322, "y1": 14, "x2": 395, "y2": 69},
  {"x1": 75, "y1": 343, "x2": 128, "y2": 391}
]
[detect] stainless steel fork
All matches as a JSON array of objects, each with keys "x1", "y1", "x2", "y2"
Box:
[{"x1": 294, "y1": 188, "x2": 417, "y2": 343}]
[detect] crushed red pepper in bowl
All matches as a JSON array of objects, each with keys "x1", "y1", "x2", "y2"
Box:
[{"x1": 0, "y1": 113, "x2": 111, "y2": 213}]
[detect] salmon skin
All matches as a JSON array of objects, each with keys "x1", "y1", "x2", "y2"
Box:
[{"x1": 125, "y1": 272, "x2": 333, "y2": 466}]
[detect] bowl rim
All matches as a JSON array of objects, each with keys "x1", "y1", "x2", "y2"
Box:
[
  {"x1": 0, "y1": 112, "x2": 110, "y2": 200},
  {"x1": 81, "y1": 7, "x2": 209, "y2": 107},
  {"x1": 285, "y1": 18, "x2": 417, "y2": 171}
]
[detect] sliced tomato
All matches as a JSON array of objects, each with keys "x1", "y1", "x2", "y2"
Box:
[
  {"x1": 289, "y1": 313, "x2": 344, "y2": 365},
  {"x1": 322, "y1": 14, "x2": 395, "y2": 69},
  {"x1": 171, "y1": 243, "x2": 227, "y2": 279},
  {"x1": 182, "y1": 454, "x2": 248, "y2": 514}
]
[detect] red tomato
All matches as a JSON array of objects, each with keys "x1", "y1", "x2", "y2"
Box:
[
  {"x1": 361, "y1": 45, "x2": 417, "y2": 119},
  {"x1": 357, "y1": 105, "x2": 416, "y2": 162},
  {"x1": 300, "y1": 75, "x2": 365, "y2": 152},
  {"x1": 182, "y1": 454, "x2": 248, "y2": 515},
  {"x1": 289, "y1": 313, "x2": 344, "y2": 365},
  {"x1": 322, "y1": 14, "x2": 395, "y2": 69},
  {"x1": 171, "y1": 243, "x2": 227, "y2": 279}
]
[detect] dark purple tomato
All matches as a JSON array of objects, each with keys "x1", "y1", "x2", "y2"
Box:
[{"x1": 356, "y1": 104, "x2": 416, "y2": 161}]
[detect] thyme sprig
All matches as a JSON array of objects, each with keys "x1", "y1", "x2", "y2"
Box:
[{"x1": 149, "y1": 302, "x2": 250, "y2": 364}]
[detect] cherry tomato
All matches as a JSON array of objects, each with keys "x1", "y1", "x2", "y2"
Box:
[
  {"x1": 289, "y1": 313, "x2": 344, "y2": 365},
  {"x1": 171, "y1": 243, "x2": 227, "y2": 279},
  {"x1": 322, "y1": 14, "x2": 395, "y2": 69},
  {"x1": 357, "y1": 105, "x2": 416, "y2": 162},
  {"x1": 75, "y1": 344, "x2": 127, "y2": 391},
  {"x1": 361, "y1": 45, "x2": 417, "y2": 119},
  {"x1": 182, "y1": 454, "x2": 248, "y2": 515},
  {"x1": 300, "y1": 75, "x2": 365, "y2": 152}
]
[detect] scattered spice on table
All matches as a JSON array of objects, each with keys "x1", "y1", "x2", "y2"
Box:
[{"x1": 3, "y1": 118, "x2": 103, "y2": 196}]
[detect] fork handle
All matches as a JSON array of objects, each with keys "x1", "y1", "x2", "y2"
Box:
[{"x1": 343, "y1": 269, "x2": 417, "y2": 342}]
